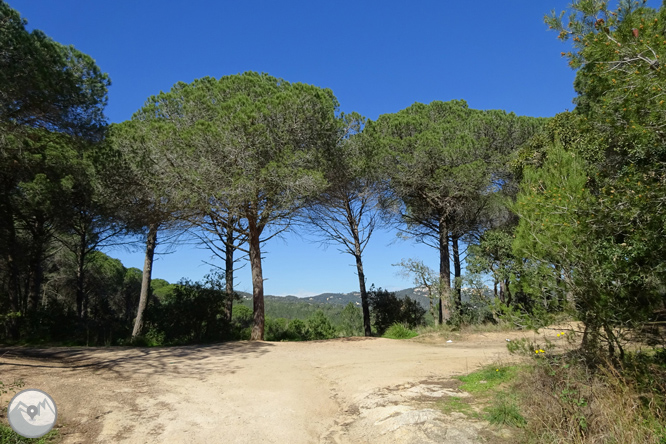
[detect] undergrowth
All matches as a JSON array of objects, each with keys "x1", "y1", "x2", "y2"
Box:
[
  {"x1": 441, "y1": 330, "x2": 666, "y2": 443},
  {"x1": 457, "y1": 365, "x2": 520, "y2": 393},
  {"x1": 382, "y1": 323, "x2": 418, "y2": 339},
  {"x1": 514, "y1": 351, "x2": 666, "y2": 443},
  {"x1": 0, "y1": 424, "x2": 59, "y2": 443},
  {"x1": 501, "y1": 334, "x2": 666, "y2": 443}
]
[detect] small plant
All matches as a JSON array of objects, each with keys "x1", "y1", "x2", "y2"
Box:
[
  {"x1": 457, "y1": 365, "x2": 520, "y2": 394},
  {"x1": 437, "y1": 397, "x2": 476, "y2": 416},
  {"x1": 0, "y1": 425, "x2": 59, "y2": 443},
  {"x1": 382, "y1": 323, "x2": 418, "y2": 339},
  {"x1": 0, "y1": 379, "x2": 24, "y2": 399},
  {"x1": 506, "y1": 337, "x2": 555, "y2": 357},
  {"x1": 511, "y1": 351, "x2": 666, "y2": 443},
  {"x1": 485, "y1": 394, "x2": 526, "y2": 428}
]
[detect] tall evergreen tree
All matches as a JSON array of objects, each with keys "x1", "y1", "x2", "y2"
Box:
[
  {"x1": 302, "y1": 112, "x2": 381, "y2": 336},
  {"x1": 132, "y1": 73, "x2": 339, "y2": 340},
  {"x1": 0, "y1": 2, "x2": 110, "y2": 338},
  {"x1": 367, "y1": 101, "x2": 541, "y2": 322}
]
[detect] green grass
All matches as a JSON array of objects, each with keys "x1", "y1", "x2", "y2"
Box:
[
  {"x1": 437, "y1": 396, "x2": 477, "y2": 416},
  {"x1": 484, "y1": 394, "x2": 526, "y2": 428},
  {"x1": 0, "y1": 424, "x2": 59, "y2": 444},
  {"x1": 456, "y1": 365, "x2": 521, "y2": 394},
  {"x1": 382, "y1": 323, "x2": 418, "y2": 339},
  {"x1": 434, "y1": 365, "x2": 525, "y2": 424}
]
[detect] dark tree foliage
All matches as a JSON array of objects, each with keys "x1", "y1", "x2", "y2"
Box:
[
  {"x1": 0, "y1": 2, "x2": 111, "y2": 340},
  {"x1": 131, "y1": 73, "x2": 339, "y2": 341},
  {"x1": 368, "y1": 286, "x2": 426, "y2": 335},
  {"x1": 145, "y1": 274, "x2": 238, "y2": 345},
  {"x1": 514, "y1": 0, "x2": 666, "y2": 359},
  {"x1": 367, "y1": 101, "x2": 543, "y2": 323},
  {"x1": 0, "y1": 2, "x2": 109, "y2": 136}
]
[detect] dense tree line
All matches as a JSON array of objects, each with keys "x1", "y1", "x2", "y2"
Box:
[{"x1": 2, "y1": 0, "x2": 663, "y2": 354}]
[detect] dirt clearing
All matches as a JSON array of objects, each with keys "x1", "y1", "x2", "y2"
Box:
[{"x1": 0, "y1": 329, "x2": 553, "y2": 443}]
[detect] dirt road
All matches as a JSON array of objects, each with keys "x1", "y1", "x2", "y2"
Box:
[{"x1": 0, "y1": 329, "x2": 549, "y2": 443}]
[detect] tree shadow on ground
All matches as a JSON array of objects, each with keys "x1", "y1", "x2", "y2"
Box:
[{"x1": 0, "y1": 341, "x2": 275, "y2": 379}]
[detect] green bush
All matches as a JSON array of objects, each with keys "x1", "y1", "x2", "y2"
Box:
[
  {"x1": 285, "y1": 319, "x2": 307, "y2": 341},
  {"x1": 145, "y1": 274, "x2": 237, "y2": 344},
  {"x1": 264, "y1": 317, "x2": 289, "y2": 341},
  {"x1": 305, "y1": 310, "x2": 337, "y2": 340},
  {"x1": 233, "y1": 311, "x2": 338, "y2": 342},
  {"x1": 338, "y1": 302, "x2": 364, "y2": 337},
  {"x1": 382, "y1": 323, "x2": 418, "y2": 339},
  {"x1": 368, "y1": 286, "x2": 426, "y2": 335},
  {"x1": 513, "y1": 353, "x2": 666, "y2": 443}
]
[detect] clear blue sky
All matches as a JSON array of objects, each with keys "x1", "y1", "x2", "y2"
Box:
[{"x1": 10, "y1": 0, "x2": 586, "y2": 296}]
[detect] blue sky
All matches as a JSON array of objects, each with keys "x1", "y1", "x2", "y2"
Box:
[{"x1": 11, "y1": 0, "x2": 586, "y2": 296}]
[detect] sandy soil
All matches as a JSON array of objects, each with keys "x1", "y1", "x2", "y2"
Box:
[{"x1": 0, "y1": 328, "x2": 560, "y2": 443}]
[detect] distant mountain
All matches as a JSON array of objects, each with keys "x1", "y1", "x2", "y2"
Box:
[
  {"x1": 235, "y1": 287, "x2": 472, "y2": 310},
  {"x1": 236, "y1": 285, "x2": 493, "y2": 311}
]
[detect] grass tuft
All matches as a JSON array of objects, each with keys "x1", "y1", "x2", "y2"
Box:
[
  {"x1": 485, "y1": 394, "x2": 526, "y2": 428},
  {"x1": 382, "y1": 323, "x2": 418, "y2": 339},
  {"x1": 456, "y1": 365, "x2": 520, "y2": 394},
  {"x1": 0, "y1": 423, "x2": 59, "y2": 443},
  {"x1": 437, "y1": 396, "x2": 477, "y2": 417}
]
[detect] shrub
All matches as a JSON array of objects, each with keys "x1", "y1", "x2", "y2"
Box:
[
  {"x1": 485, "y1": 394, "x2": 526, "y2": 428},
  {"x1": 305, "y1": 310, "x2": 337, "y2": 340},
  {"x1": 338, "y1": 302, "x2": 364, "y2": 337},
  {"x1": 285, "y1": 319, "x2": 307, "y2": 341},
  {"x1": 507, "y1": 351, "x2": 666, "y2": 443},
  {"x1": 382, "y1": 323, "x2": 418, "y2": 339},
  {"x1": 0, "y1": 424, "x2": 58, "y2": 443},
  {"x1": 264, "y1": 317, "x2": 290, "y2": 341},
  {"x1": 146, "y1": 274, "x2": 236, "y2": 344},
  {"x1": 231, "y1": 305, "x2": 253, "y2": 340},
  {"x1": 368, "y1": 286, "x2": 426, "y2": 335}
]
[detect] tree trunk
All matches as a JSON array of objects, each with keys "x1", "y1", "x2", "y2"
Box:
[
  {"x1": 76, "y1": 233, "x2": 87, "y2": 319},
  {"x1": 132, "y1": 223, "x2": 158, "y2": 339},
  {"x1": 248, "y1": 214, "x2": 265, "y2": 341},
  {"x1": 430, "y1": 296, "x2": 438, "y2": 326},
  {"x1": 353, "y1": 247, "x2": 372, "y2": 336},
  {"x1": 344, "y1": 199, "x2": 372, "y2": 337},
  {"x1": 504, "y1": 278, "x2": 512, "y2": 306},
  {"x1": 76, "y1": 235, "x2": 86, "y2": 319},
  {"x1": 452, "y1": 234, "x2": 462, "y2": 315},
  {"x1": 2, "y1": 201, "x2": 22, "y2": 340},
  {"x1": 224, "y1": 219, "x2": 235, "y2": 323},
  {"x1": 438, "y1": 216, "x2": 451, "y2": 324},
  {"x1": 27, "y1": 216, "x2": 46, "y2": 311}
]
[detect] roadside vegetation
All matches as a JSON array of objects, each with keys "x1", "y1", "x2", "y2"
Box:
[{"x1": 437, "y1": 335, "x2": 666, "y2": 444}]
